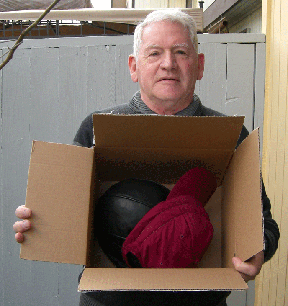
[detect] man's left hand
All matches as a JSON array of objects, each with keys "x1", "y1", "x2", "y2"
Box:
[{"x1": 232, "y1": 250, "x2": 264, "y2": 282}]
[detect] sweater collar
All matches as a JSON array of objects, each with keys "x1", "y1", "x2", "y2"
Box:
[{"x1": 129, "y1": 90, "x2": 201, "y2": 116}]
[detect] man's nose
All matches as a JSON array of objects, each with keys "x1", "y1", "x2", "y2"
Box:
[{"x1": 160, "y1": 52, "x2": 177, "y2": 70}]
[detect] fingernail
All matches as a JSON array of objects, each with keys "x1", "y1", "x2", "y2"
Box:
[
  {"x1": 23, "y1": 220, "x2": 30, "y2": 230},
  {"x1": 24, "y1": 208, "x2": 31, "y2": 217}
]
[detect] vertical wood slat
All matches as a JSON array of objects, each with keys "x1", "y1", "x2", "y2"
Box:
[
  {"x1": 277, "y1": 6, "x2": 288, "y2": 305},
  {"x1": 254, "y1": 42, "x2": 266, "y2": 155},
  {"x1": 270, "y1": 2, "x2": 286, "y2": 304},
  {"x1": 87, "y1": 45, "x2": 117, "y2": 111},
  {"x1": 196, "y1": 42, "x2": 226, "y2": 113},
  {"x1": 58, "y1": 46, "x2": 89, "y2": 145},
  {"x1": 272, "y1": 0, "x2": 288, "y2": 304},
  {"x1": 29, "y1": 47, "x2": 61, "y2": 143},
  {"x1": 1, "y1": 48, "x2": 33, "y2": 305},
  {"x1": 0, "y1": 49, "x2": 2, "y2": 304},
  {"x1": 1, "y1": 47, "x2": 61, "y2": 305},
  {"x1": 0, "y1": 47, "x2": 4, "y2": 306},
  {"x1": 255, "y1": 2, "x2": 272, "y2": 304},
  {"x1": 256, "y1": 0, "x2": 288, "y2": 305},
  {"x1": 264, "y1": 2, "x2": 279, "y2": 304},
  {"x1": 197, "y1": 42, "x2": 255, "y2": 132},
  {"x1": 226, "y1": 43, "x2": 255, "y2": 132},
  {"x1": 115, "y1": 43, "x2": 140, "y2": 104}
]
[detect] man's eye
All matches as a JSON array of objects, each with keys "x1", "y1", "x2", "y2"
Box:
[
  {"x1": 149, "y1": 51, "x2": 159, "y2": 56},
  {"x1": 176, "y1": 50, "x2": 187, "y2": 55}
]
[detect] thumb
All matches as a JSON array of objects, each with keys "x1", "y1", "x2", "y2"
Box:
[
  {"x1": 232, "y1": 257, "x2": 242, "y2": 266},
  {"x1": 232, "y1": 256, "x2": 242, "y2": 268}
]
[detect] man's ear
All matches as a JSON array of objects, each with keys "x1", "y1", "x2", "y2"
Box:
[
  {"x1": 197, "y1": 53, "x2": 205, "y2": 80},
  {"x1": 128, "y1": 55, "x2": 138, "y2": 83}
]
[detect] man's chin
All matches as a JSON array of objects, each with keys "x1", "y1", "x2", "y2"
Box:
[{"x1": 152, "y1": 93, "x2": 185, "y2": 104}]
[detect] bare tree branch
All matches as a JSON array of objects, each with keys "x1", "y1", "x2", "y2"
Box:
[{"x1": 0, "y1": 0, "x2": 62, "y2": 70}]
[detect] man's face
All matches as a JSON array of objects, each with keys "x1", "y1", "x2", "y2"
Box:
[{"x1": 129, "y1": 21, "x2": 204, "y2": 114}]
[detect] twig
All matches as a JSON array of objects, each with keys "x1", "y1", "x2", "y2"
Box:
[{"x1": 0, "y1": 0, "x2": 62, "y2": 70}]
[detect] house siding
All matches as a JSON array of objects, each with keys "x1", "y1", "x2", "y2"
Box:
[{"x1": 229, "y1": 7, "x2": 262, "y2": 33}]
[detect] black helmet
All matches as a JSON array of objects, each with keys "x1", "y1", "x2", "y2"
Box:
[{"x1": 94, "y1": 178, "x2": 170, "y2": 267}]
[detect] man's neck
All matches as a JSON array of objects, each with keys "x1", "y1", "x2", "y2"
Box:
[{"x1": 141, "y1": 95, "x2": 193, "y2": 115}]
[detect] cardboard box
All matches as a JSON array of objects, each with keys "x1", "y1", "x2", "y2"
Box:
[{"x1": 21, "y1": 114, "x2": 264, "y2": 292}]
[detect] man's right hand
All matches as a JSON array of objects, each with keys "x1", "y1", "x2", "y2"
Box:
[{"x1": 13, "y1": 205, "x2": 32, "y2": 243}]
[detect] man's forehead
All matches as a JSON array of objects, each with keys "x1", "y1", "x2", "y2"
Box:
[
  {"x1": 145, "y1": 43, "x2": 190, "y2": 49},
  {"x1": 143, "y1": 20, "x2": 187, "y2": 32},
  {"x1": 141, "y1": 22, "x2": 191, "y2": 42},
  {"x1": 140, "y1": 43, "x2": 195, "y2": 56},
  {"x1": 138, "y1": 21, "x2": 195, "y2": 54}
]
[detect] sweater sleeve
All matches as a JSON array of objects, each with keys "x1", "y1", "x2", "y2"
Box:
[
  {"x1": 261, "y1": 183, "x2": 280, "y2": 262},
  {"x1": 73, "y1": 113, "x2": 94, "y2": 148},
  {"x1": 72, "y1": 104, "x2": 134, "y2": 148}
]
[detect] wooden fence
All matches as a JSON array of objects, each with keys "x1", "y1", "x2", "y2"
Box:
[{"x1": 0, "y1": 33, "x2": 265, "y2": 306}]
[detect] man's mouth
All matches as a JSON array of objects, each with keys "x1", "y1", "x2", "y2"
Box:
[{"x1": 157, "y1": 77, "x2": 179, "y2": 82}]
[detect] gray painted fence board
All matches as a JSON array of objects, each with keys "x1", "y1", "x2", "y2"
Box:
[
  {"x1": 115, "y1": 43, "x2": 140, "y2": 105},
  {"x1": 87, "y1": 45, "x2": 117, "y2": 112},
  {"x1": 0, "y1": 33, "x2": 265, "y2": 49},
  {"x1": 198, "y1": 33, "x2": 266, "y2": 43},
  {"x1": 2, "y1": 47, "x2": 34, "y2": 305},
  {"x1": 196, "y1": 42, "x2": 227, "y2": 113},
  {"x1": 0, "y1": 34, "x2": 265, "y2": 306},
  {"x1": 30, "y1": 47, "x2": 61, "y2": 142},
  {"x1": 59, "y1": 46, "x2": 89, "y2": 144},
  {"x1": 226, "y1": 43, "x2": 255, "y2": 132},
  {"x1": 254, "y1": 43, "x2": 266, "y2": 156}
]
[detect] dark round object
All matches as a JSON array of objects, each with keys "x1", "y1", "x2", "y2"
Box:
[{"x1": 94, "y1": 178, "x2": 170, "y2": 267}]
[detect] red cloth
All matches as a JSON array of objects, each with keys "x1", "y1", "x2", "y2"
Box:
[
  {"x1": 167, "y1": 167, "x2": 217, "y2": 205},
  {"x1": 122, "y1": 168, "x2": 217, "y2": 268}
]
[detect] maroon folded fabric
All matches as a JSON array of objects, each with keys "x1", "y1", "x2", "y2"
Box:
[
  {"x1": 122, "y1": 168, "x2": 217, "y2": 268},
  {"x1": 167, "y1": 167, "x2": 217, "y2": 204}
]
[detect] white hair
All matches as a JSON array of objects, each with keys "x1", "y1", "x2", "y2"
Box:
[{"x1": 133, "y1": 9, "x2": 198, "y2": 59}]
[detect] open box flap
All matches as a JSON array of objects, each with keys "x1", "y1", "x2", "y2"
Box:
[
  {"x1": 222, "y1": 129, "x2": 264, "y2": 265},
  {"x1": 93, "y1": 114, "x2": 245, "y2": 150},
  {"x1": 78, "y1": 268, "x2": 248, "y2": 292},
  {"x1": 94, "y1": 147, "x2": 234, "y2": 184},
  {"x1": 93, "y1": 115, "x2": 245, "y2": 183},
  {"x1": 20, "y1": 141, "x2": 95, "y2": 265}
]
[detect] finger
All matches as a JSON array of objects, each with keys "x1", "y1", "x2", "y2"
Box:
[
  {"x1": 13, "y1": 220, "x2": 31, "y2": 233},
  {"x1": 15, "y1": 232, "x2": 24, "y2": 243},
  {"x1": 232, "y1": 258, "x2": 253, "y2": 282},
  {"x1": 15, "y1": 205, "x2": 32, "y2": 219},
  {"x1": 232, "y1": 257, "x2": 260, "y2": 278}
]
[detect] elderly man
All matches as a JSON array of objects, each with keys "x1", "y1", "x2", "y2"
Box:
[{"x1": 14, "y1": 9, "x2": 279, "y2": 306}]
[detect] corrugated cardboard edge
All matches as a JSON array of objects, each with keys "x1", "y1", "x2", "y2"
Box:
[{"x1": 78, "y1": 268, "x2": 248, "y2": 292}]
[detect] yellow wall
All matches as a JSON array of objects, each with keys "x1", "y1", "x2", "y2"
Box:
[{"x1": 255, "y1": 0, "x2": 288, "y2": 305}]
